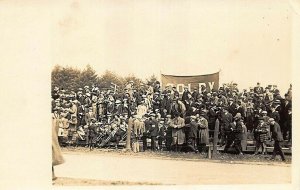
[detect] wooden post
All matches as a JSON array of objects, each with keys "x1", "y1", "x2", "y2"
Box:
[
  {"x1": 212, "y1": 118, "x2": 220, "y2": 157},
  {"x1": 125, "y1": 117, "x2": 133, "y2": 151},
  {"x1": 207, "y1": 144, "x2": 212, "y2": 159}
]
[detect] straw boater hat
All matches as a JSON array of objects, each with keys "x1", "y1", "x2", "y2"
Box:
[
  {"x1": 234, "y1": 113, "x2": 242, "y2": 119},
  {"x1": 269, "y1": 118, "x2": 275, "y2": 122}
]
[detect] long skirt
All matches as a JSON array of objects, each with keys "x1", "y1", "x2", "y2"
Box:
[{"x1": 52, "y1": 119, "x2": 65, "y2": 166}]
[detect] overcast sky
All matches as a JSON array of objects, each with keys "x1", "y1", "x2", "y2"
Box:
[{"x1": 52, "y1": 0, "x2": 292, "y2": 92}]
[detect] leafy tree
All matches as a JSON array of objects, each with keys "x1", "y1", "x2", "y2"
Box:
[
  {"x1": 123, "y1": 74, "x2": 144, "y2": 89},
  {"x1": 51, "y1": 65, "x2": 81, "y2": 91},
  {"x1": 98, "y1": 70, "x2": 124, "y2": 90},
  {"x1": 146, "y1": 74, "x2": 158, "y2": 86},
  {"x1": 76, "y1": 64, "x2": 99, "y2": 89},
  {"x1": 51, "y1": 65, "x2": 158, "y2": 93}
]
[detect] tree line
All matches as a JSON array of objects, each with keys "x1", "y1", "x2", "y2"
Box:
[{"x1": 51, "y1": 64, "x2": 158, "y2": 92}]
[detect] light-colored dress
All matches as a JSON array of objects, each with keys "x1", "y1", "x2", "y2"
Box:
[{"x1": 52, "y1": 116, "x2": 65, "y2": 166}]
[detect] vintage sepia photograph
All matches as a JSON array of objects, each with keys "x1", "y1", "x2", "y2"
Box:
[
  {"x1": 1, "y1": 0, "x2": 299, "y2": 189},
  {"x1": 50, "y1": 0, "x2": 294, "y2": 186}
]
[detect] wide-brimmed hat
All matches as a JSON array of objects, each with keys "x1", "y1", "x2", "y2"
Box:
[{"x1": 234, "y1": 113, "x2": 242, "y2": 119}]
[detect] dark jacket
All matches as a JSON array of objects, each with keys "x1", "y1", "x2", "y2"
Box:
[
  {"x1": 233, "y1": 121, "x2": 243, "y2": 140},
  {"x1": 149, "y1": 119, "x2": 159, "y2": 137},
  {"x1": 220, "y1": 112, "x2": 233, "y2": 130},
  {"x1": 188, "y1": 121, "x2": 199, "y2": 138},
  {"x1": 269, "y1": 111, "x2": 280, "y2": 123},
  {"x1": 271, "y1": 122, "x2": 283, "y2": 141}
]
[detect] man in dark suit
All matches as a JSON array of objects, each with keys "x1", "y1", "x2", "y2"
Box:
[
  {"x1": 269, "y1": 118, "x2": 286, "y2": 161},
  {"x1": 77, "y1": 103, "x2": 86, "y2": 127},
  {"x1": 182, "y1": 86, "x2": 190, "y2": 102},
  {"x1": 280, "y1": 95, "x2": 292, "y2": 140},
  {"x1": 219, "y1": 108, "x2": 233, "y2": 146},
  {"x1": 254, "y1": 82, "x2": 264, "y2": 95},
  {"x1": 228, "y1": 98, "x2": 237, "y2": 116},
  {"x1": 269, "y1": 105, "x2": 280, "y2": 123},
  {"x1": 192, "y1": 87, "x2": 200, "y2": 100},
  {"x1": 148, "y1": 114, "x2": 159, "y2": 151},
  {"x1": 187, "y1": 116, "x2": 199, "y2": 153}
]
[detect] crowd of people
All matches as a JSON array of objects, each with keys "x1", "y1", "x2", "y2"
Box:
[{"x1": 51, "y1": 81, "x2": 292, "y2": 161}]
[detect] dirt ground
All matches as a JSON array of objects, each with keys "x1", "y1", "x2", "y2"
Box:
[
  {"x1": 60, "y1": 146, "x2": 292, "y2": 164},
  {"x1": 53, "y1": 147, "x2": 291, "y2": 185}
]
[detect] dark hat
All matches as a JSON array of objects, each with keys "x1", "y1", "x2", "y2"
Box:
[
  {"x1": 200, "y1": 112, "x2": 206, "y2": 116},
  {"x1": 258, "y1": 117, "x2": 264, "y2": 120},
  {"x1": 274, "y1": 99, "x2": 281, "y2": 104}
]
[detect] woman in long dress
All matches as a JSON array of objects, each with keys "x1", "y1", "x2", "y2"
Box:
[{"x1": 52, "y1": 111, "x2": 65, "y2": 180}]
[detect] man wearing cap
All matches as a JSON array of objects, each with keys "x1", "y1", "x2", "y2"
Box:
[
  {"x1": 88, "y1": 118, "x2": 98, "y2": 150},
  {"x1": 182, "y1": 86, "x2": 190, "y2": 103},
  {"x1": 269, "y1": 118, "x2": 286, "y2": 161},
  {"x1": 192, "y1": 87, "x2": 200, "y2": 100},
  {"x1": 113, "y1": 99, "x2": 123, "y2": 115},
  {"x1": 165, "y1": 115, "x2": 173, "y2": 151},
  {"x1": 85, "y1": 107, "x2": 96, "y2": 126},
  {"x1": 187, "y1": 116, "x2": 199, "y2": 153},
  {"x1": 114, "y1": 118, "x2": 127, "y2": 149},
  {"x1": 197, "y1": 114, "x2": 209, "y2": 153},
  {"x1": 264, "y1": 87, "x2": 274, "y2": 103},
  {"x1": 68, "y1": 100, "x2": 78, "y2": 118},
  {"x1": 253, "y1": 117, "x2": 269, "y2": 155},
  {"x1": 171, "y1": 86, "x2": 180, "y2": 99},
  {"x1": 170, "y1": 112, "x2": 186, "y2": 151},
  {"x1": 157, "y1": 120, "x2": 166, "y2": 151},
  {"x1": 148, "y1": 113, "x2": 159, "y2": 151},
  {"x1": 280, "y1": 95, "x2": 292, "y2": 140},
  {"x1": 254, "y1": 82, "x2": 264, "y2": 95},
  {"x1": 77, "y1": 90, "x2": 85, "y2": 105},
  {"x1": 219, "y1": 108, "x2": 233, "y2": 146},
  {"x1": 67, "y1": 115, "x2": 78, "y2": 145},
  {"x1": 232, "y1": 114, "x2": 244, "y2": 155},
  {"x1": 161, "y1": 92, "x2": 172, "y2": 113},
  {"x1": 170, "y1": 98, "x2": 186, "y2": 118},
  {"x1": 269, "y1": 105, "x2": 280, "y2": 123},
  {"x1": 153, "y1": 81, "x2": 161, "y2": 93},
  {"x1": 232, "y1": 83, "x2": 239, "y2": 92},
  {"x1": 236, "y1": 100, "x2": 246, "y2": 119},
  {"x1": 152, "y1": 92, "x2": 161, "y2": 113},
  {"x1": 228, "y1": 98, "x2": 237, "y2": 116},
  {"x1": 223, "y1": 113, "x2": 240, "y2": 153},
  {"x1": 77, "y1": 102, "x2": 86, "y2": 127}
]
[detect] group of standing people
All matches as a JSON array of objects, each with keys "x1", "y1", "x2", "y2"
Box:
[{"x1": 52, "y1": 81, "x2": 292, "y2": 162}]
